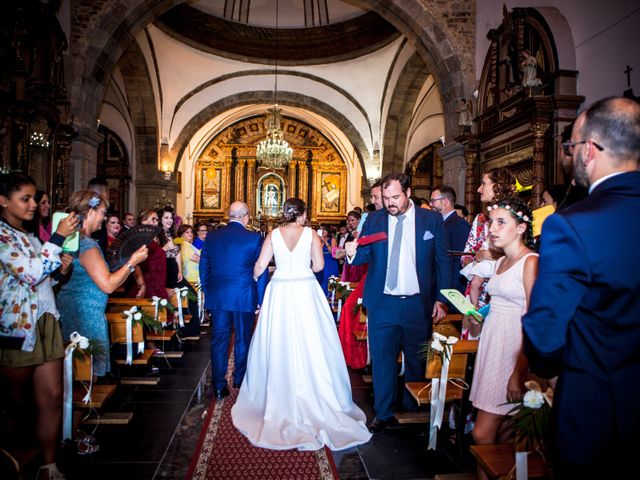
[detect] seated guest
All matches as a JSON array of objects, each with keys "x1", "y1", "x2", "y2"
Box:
[
  {"x1": 105, "y1": 214, "x2": 121, "y2": 248},
  {"x1": 0, "y1": 173, "x2": 76, "y2": 480},
  {"x1": 58, "y1": 190, "x2": 148, "y2": 378}
]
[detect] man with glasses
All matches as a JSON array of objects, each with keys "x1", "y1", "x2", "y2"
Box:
[
  {"x1": 199, "y1": 202, "x2": 269, "y2": 400},
  {"x1": 523, "y1": 97, "x2": 640, "y2": 478},
  {"x1": 430, "y1": 186, "x2": 470, "y2": 293}
]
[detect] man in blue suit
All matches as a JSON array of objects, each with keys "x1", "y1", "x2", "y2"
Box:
[
  {"x1": 200, "y1": 201, "x2": 268, "y2": 399},
  {"x1": 346, "y1": 173, "x2": 451, "y2": 433},
  {"x1": 523, "y1": 97, "x2": 640, "y2": 478},
  {"x1": 430, "y1": 185, "x2": 471, "y2": 293}
]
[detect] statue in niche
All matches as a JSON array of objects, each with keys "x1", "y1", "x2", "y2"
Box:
[
  {"x1": 520, "y1": 50, "x2": 542, "y2": 87},
  {"x1": 456, "y1": 98, "x2": 473, "y2": 133}
]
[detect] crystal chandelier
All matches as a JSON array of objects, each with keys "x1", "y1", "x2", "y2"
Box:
[
  {"x1": 257, "y1": 106, "x2": 292, "y2": 169},
  {"x1": 256, "y1": 0, "x2": 292, "y2": 170}
]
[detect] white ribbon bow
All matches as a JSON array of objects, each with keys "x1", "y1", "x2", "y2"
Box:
[
  {"x1": 195, "y1": 283, "x2": 205, "y2": 324},
  {"x1": 151, "y1": 296, "x2": 169, "y2": 325},
  {"x1": 63, "y1": 332, "x2": 92, "y2": 440},
  {"x1": 428, "y1": 333, "x2": 458, "y2": 450},
  {"x1": 173, "y1": 287, "x2": 189, "y2": 327},
  {"x1": 123, "y1": 306, "x2": 143, "y2": 365}
]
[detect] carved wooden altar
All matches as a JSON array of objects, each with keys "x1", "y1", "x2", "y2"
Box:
[
  {"x1": 193, "y1": 116, "x2": 347, "y2": 225},
  {"x1": 472, "y1": 6, "x2": 583, "y2": 210}
]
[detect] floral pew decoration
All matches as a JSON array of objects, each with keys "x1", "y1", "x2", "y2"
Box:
[
  {"x1": 327, "y1": 275, "x2": 353, "y2": 321},
  {"x1": 504, "y1": 380, "x2": 553, "y2": 480},
  {"x1": 151, "y1": 295, "x2": 175, "y2": 326},
  {"x1": 63, "y1": 332, "x2": 105, "y2": 440},
  {"x1": 171, "y1": 286, "x2": 197, "y2": 327},
  {"x1": 119, "y1": 306, "x2": 162, "y2": 365},
  {"x1": 419, "y1": 332, "x2": 470, "y2": 450}
]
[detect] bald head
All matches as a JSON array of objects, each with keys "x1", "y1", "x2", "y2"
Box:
[
  {"x1": 229, "y1": 201, "x2": 249, "y2": 225},
  {"x1": 571, "y1": 97, "x2": 640, "y2": 187}
]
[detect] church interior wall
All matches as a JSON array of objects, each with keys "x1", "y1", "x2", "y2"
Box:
[
  {"x1": 404, "y1": 76, "x2": 444, "y2": 168},
  {"x1": 476, "y1": 0, "x2": 640, "y2": 109}
]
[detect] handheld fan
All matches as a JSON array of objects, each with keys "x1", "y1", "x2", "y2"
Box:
[{"x1": 106, "y1": 225, "x2": 160, "y2": 271}]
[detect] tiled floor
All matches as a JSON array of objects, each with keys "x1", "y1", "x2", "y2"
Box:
[{"x1": 19, "y1": 331, "x2": 474, "y2": 479}]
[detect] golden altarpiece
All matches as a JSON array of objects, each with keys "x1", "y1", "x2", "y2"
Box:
[
  {"x1": 461, "y1": 6, "x2": 584, "y2": 212},
  {"x1": 193, "y1": 116, "x2": 347, "y2": 227}
]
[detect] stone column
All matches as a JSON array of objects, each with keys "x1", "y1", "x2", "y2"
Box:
[
  {"x1": 531, "y1": 123, "x2": 549, "y2": 208},
  {"x1": 69, "y1": 126, "x2": 103, "y2": 192},
  {"x1": 439, "y1": 142, "x2": 466, "y2": 206}
]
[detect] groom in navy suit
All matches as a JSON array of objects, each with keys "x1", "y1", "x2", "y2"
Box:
[
  {"x1": 346, "y1": 173, "x2": 451, "y2": 433},
  {"x1": 523, "y1": 97, "x2": 640, "y2": 477},
  {"x1": 200, "y1": 201, "x2": 268, "y2": 399}
]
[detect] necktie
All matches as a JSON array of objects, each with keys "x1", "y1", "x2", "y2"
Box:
[{"x1": 386, "y1": 214, "x2": 405, "y2": 291}]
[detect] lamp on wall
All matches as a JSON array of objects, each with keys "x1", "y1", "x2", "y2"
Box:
[{"x1": 256, "y1": 0, "x2": 293, "y2": 170}]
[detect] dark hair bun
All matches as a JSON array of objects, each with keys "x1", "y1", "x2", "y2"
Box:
[{"x1": 282, "y1": 198, "x2": 306, "y2": 223}]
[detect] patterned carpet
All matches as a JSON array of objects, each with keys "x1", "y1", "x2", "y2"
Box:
[{"x1": 187, "y1": 387, "x2": 338, "y2": 479}]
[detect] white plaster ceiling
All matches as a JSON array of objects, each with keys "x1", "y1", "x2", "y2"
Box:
[{"x1": 191, "y1": 0, "x2": 367, "y2": 28}]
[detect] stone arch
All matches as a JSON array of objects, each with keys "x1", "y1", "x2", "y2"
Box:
[
  {"x1": 381, "y1": 51, "x2": 430, "y2": 175},
  {"x1": 116, "y1": 40, "x2": 159, "y2": 179},
  {"x1": 170, "y1": 91, "x2": 371, "y2": 178},
  {"x1": 68, "y1": 0, "x2": 471, "y2": 140}
]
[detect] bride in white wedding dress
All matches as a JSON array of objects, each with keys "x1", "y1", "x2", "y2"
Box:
[{"x1": 231, "y1": 198, "x2": 372, "y2": 451}]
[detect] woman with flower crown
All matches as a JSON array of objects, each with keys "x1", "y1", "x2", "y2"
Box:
[
  {"x1": 468, "y1": 197, "x2": 538, "y2": 480},
  {"x1": 57, "y1": 190, "x2": 148, "y2": 381}
]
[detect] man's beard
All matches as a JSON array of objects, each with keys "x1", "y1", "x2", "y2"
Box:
[{"x1": 573, "y1": 150, "x2": 590, "y2": 188}]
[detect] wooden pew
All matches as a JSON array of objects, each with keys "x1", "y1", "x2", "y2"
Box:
[
  {"x1": 470, "y1": 444, "x2": 551, "y2": 479},
  {"x1": 396, "y1": 339, "x2": 478, "y2": 425}
]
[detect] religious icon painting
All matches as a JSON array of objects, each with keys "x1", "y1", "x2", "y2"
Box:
[
  {"x1": 320, "y1": 172, "x2": 341, "y2": 213},
  {"x1": 202, "y1": 167, "x2": 221, "y2": 209}
]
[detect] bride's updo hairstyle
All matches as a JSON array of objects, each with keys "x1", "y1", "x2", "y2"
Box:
[{"x1": 281, "y1": 198, "x2": 306, "y2": 224}]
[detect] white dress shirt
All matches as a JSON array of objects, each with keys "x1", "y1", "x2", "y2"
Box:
[{"x1": 384, "y1": 202, "x2": 420, "y2": 296}]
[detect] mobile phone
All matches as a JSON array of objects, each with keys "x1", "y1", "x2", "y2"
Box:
[
  {"x1": 75, "y1": 214, "x2": 83, "y2": 228},
  {"x1": 51, "y1": 212, "x2": 79, "y2": 252},
  {"x1": 317, "y1": 228, "x2": 323, "y2": 236}
]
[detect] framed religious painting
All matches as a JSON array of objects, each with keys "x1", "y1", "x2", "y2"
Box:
[
  {"x1": 311, "y1": 165, "x2": 347, "y2": 222},
  {"x1": 194, "y1": 159, "x2": 232, "y2": 220}
]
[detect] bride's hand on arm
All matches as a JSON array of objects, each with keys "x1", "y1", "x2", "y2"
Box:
[
  {"x1": 253, "y1": 233, "x2": 273, "y2": 280},
  {"x1": 310, "y1": 230, "x2": 324, "y2": 272}
]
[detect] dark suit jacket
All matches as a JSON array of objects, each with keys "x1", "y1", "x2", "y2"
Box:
[
  {"x1": 443, "y1": 212, "x2": 471, "y2": 293},
  {"x1": 199, "y1": 222, "x2": 268, "y2": 313},
  {"x1": 522, "y1": 171, "x2": 640, "y2": 465},
  {"x1": 351, "y1": 206, "x2": 451, "y2": 314}
]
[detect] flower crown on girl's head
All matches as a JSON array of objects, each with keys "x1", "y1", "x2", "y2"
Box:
[
  {"x1": 88, "y1": 196, "x2": 101, "y2": 208},
  {"x1": 487, "y1": 202, "x2": 531, "y2": 223}
]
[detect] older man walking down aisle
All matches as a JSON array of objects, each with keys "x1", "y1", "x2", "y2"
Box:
[
  {"x1": 522, "y1": 97, "x2": 640, "y2": 479},
  {"x1": 200, "y1": 202, "x2": 268, "y2": 400}
]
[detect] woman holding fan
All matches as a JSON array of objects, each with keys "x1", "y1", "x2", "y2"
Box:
[{"x1": 57, "y1": 190, "x2": 148, "y2": 378}]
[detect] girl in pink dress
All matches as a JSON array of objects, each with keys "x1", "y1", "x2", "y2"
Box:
[{"x1": 468, "y1": 198, "x2": 538, "y2": 480}]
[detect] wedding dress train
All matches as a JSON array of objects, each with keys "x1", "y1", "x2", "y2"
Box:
[{"x1": 231, "y1": 227, "x2": 372, "y2": 451}]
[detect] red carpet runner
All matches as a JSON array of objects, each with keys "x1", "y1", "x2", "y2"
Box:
[{"x1": 187, "y1": 387, "x2": 338, "y2": 479}]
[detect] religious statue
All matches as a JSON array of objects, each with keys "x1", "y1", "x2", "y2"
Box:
[
  {"x1": 456, "y1": 98, "x2": 473, "y2": 132},
  {"x1": 520, "y1": 50, "x2": 542, "y2": 88}
]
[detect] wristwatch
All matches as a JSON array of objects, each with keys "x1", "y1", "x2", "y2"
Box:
[{"x1": 126, "y1": 263, "x2": 135, "y2": 273}]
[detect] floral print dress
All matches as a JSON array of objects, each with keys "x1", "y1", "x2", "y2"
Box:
[{"x1": 0, "y1": 220, "x2": 62, "y2": 351}]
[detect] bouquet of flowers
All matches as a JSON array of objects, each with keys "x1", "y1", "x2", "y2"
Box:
[
  {"x1": 505, "y1": 380, "x2": 553, "y2": 452},
  {"x1": 419, "y1": 331, "x2": 458, "y2": 363},
  {"x1": 327, "y1": 276, "x2": 353, "y2": 301}
]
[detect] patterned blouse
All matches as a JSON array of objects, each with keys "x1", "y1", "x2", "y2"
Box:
[{"x1": 0, "y1": 220, "x2": 62, "y2": 351}]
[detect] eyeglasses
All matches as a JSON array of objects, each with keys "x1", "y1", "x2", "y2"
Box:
[
  {"x1": 561, "y1": 140, "x2": 604, "y2": 157},
  {"x1": 429, "y1": 197, "x2": 446, "y2": 204},
  {"x1": 198, "y1": 229, "x2": 208, "y2": 233}
]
